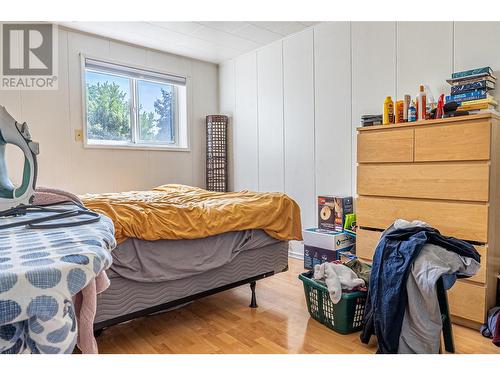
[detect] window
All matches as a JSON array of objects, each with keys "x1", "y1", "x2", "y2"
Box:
[{"x1": 83, "y1": 57, "x2": 188, "y2": 149}]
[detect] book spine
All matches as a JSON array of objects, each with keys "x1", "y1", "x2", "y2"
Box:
[
  {"x1": 452, "y1": 67, "x2": 492, "y2": 79},
  {"x1": 459, "y1": 105, "x2": 493, "y2": 111},
  {"x1": 446, "y1": 96, "x2": 487, "y2": 104},
  {"x1": 451, "y1": 81, "x2": 488, "y2": 95},
  {"x1": 446, "y1": 90, "x2": 488, "y2": 102}
]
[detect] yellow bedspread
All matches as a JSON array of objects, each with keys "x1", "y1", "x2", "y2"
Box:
[{"x1": 81, "y1": 184, "x2": 302, "y2": 244}]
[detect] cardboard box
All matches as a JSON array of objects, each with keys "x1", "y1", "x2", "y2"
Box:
[
  {"x1": 318, "y1": 195, "x2": 353, "y2": 232},
  {"x1": 304, "y1": 245, "x2": 338, "y2": 270},
  {"x1": 318, "y1": 196, "x2": 336, "y2": 231},
  {"x1": 302, "y1": 228, "x2": 355, "y2": 251}
]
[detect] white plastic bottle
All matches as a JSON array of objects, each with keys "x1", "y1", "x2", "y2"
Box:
[{"x1": 416, "y1": 84, "x2": 427, "y2": 121}]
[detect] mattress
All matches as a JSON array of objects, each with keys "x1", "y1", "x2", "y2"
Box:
[
  {"x1": 108, "y1": 229, "x2": 281, "y2": 282},
  {"x1": 95, "y1": 240, "x2": 288, "y2": 324}
]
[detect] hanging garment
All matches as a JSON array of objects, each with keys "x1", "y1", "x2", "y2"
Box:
[
  {"x1": 360, "y1": 219, "x2": 480, "y2": 354},
  {"x1": 399, "y1": 242, "x2": 479, "y2": 353}
]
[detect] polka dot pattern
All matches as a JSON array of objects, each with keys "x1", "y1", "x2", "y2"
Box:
[
  {"x1": 26, "y1": 268, "x2": 62, "y2": 289},
  {"x1": 21, "y1": 252, "x2": 50, "y2": 260},
  {"x1": 0, "y1": 205, "x2": 115, "y2": 354},
  {"x1": 47, "y1": 323, "x2": 70, "y2": 343},
  {"x1": 67, "y1": 269, "x2": 87, "y2": 295},
  {"x1": 60, "y1": 254, "x2": 89, "y2": 265},
  {"x1": 21, "y1": 258, "x2": 55, "y2": 267},
  {"x1": 0, "y1": 272, "x2": 17, "y2": 293},
  {"x1": 27, "y1": 296, "x2": 59, "y2": 321},
  {"x1": 0, "y1": 300, "x2": 21, "y2": 325}
]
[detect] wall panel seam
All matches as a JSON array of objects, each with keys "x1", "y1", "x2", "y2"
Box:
[
  {"x1": 349, "y1": 21, "x2": 354, "y2": 197},
  {"x1": 255, "y1": 52, "x2": 260, "y2": 191},
  {"x1": 312, "y1": 28, "x2": 317, "y2": 213}
]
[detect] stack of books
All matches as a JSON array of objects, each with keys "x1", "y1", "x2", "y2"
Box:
[
  {"x1": 361, "y1": 114, "x2": 383, "y2": 126},
  {"x1": 446, "y1": 67, "x2": 497, "y2": 114}
]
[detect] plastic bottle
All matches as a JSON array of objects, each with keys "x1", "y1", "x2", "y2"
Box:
[
  {"x1": 416, "y1": 84, "x2": 427, "y2": 121},
  {"x1": 395, "y1": 100, "x2": 404, "y2": 123},
  {"x1": 408, "y1": 100, "x2": 417, "y2": 122},
  {"x1": 435, "y1": 94, "x2": 444, "y2": 119},
  {"x1": 383, "y1": 96, "x2": 394, "y2": 125},
  {"x1": 403, "y1": 95, "x2": 411, "y2": 122}
]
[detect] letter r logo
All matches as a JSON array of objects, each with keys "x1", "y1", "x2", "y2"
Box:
[{"x1": 2, "y1": 23, "x2": 53, "y2": 76}]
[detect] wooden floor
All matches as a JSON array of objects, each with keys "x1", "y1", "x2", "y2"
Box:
[{"x1": 97, "y1": 258, "x2": 499, "y2": 354}]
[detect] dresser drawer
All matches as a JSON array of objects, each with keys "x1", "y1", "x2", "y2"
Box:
[
  {"x1": 357, "y1": 162, "x2": 489, "y2": 202},
  {"x1": 469, "y1": 245, "x2": 487, "y2": 284},
  {"x1": 414, "y1": 121, "x2": 491, "y2": 162},
  {"x1": 357, "y1": 197, "x2": 488, "y2": 243},
  {"x1": 356, "y1": 229, "x2": 485, "y2": 283},
  {"x1": 356, "y1": 228, "x2": 381, "y2": 261},
  {"x1": 357, "y1": 129, "x2": 414, "y2": 163},
  {"x1": 448, "y1": 281, "x2": 486, "y2": 323}
]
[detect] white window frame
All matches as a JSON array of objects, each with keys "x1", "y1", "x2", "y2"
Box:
[{"x1": 80, "y1": 54, "x2": 190, "y2": 151}]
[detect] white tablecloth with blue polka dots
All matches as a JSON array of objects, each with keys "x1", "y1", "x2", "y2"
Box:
[{"x1": 0, "y1": 205, "x2": 115, "y2": 354}]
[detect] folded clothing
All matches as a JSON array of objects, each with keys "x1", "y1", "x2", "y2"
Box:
[{"x1": 313, "y1": 262, "x2": 365, "y2": 304}]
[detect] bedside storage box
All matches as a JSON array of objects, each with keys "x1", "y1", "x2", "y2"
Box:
[
  {"x1": 318, "y1": 196, "x2": 336, "y2": 231},
  {"x1": 303, "y1": 228, "x2": 356, "y2": 270},
  {"x1": 302, "y1": 228, "x2": 355, "y2": 251},
  {"x1": 304, "y1": 245, "x2": 338, "y2": 270}
]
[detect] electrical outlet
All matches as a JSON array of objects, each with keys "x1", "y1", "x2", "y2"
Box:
[{"x1": 74, "y1": 129, "x2": 83, "y2": 142}]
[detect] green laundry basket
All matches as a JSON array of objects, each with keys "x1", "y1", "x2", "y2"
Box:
[{"x1": 299, "y1": 271, "x2": 367, "y2": 334}]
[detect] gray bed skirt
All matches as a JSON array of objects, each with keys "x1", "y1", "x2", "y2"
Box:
[{"x1": 95, "y1": 240, "x2": 289, "y2": 325}]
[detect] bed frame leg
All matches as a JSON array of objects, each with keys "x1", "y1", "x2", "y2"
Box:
[
  {"x1": 94, "y1": 328, "x2": 104, "y2": 338},
  {"x1": 249, "y1": 281, "x2": 258, "y2": 308}
]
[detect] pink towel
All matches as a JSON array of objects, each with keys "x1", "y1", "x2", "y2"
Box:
[
  {"x1": 33, "y1": 187, "x2": 83, "y2": 206},
  {"x1": 73, "y1": 272, "x2": 110, "y2": 354},
  {"x1": 34, "y1": 187, "x2": 110, "y2": 354}
]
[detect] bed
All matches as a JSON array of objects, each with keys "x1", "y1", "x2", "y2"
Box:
[{"x1": 81, "y1": 184, "x2": 302, "y2": 333}]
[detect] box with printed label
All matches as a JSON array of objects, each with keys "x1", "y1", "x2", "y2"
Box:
[
  {"x1": 302, "y1": 228, "x2": 355, "y2": 251},
  {"x1": 318, "y1": 195, "x2": 353, "y2": 232},
  {"x1": 304, "y1": 245, "x2": 339, "y2": 270}
]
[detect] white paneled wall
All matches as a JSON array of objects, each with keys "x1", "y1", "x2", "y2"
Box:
[
  {"x1": 220, "y1": 21, "x2": 500, "y2": 256},
  {"x1": 397, "y1": 22, "x2": 453, "y2": 102},
  {"x1": 314, "y1": 22, "x2": 352, "y2": 198},
  {"x1": 257, "y1": 41, "x2": 284, "y2": 192},
  {"x1": 351, "y1": 22, "x2": 397, "y2": 193},
  {"x1": 234, "y1": 53, "x2": 259, "y2": 191},
  {"x1": 454, "y1": 22, "x2": 500, "y2": 104},
  {"x1": 283, "y1": 29, "x2": 316, "y2": 229},
  {"x1": 1, "y1": 26, "x2": 218, "y2": 195}
]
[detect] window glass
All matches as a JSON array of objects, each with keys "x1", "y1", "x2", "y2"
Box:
[
  {"x1": 85, "y1": 70, "x2": 131, "y2": 142},
  {"x1": 137, "y1": 80, "x2": 175, "y2": 143},
  {"x1": 83, "y1": 58, "x2": 187, "y2": 149}
]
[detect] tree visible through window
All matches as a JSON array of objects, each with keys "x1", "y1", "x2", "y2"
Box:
[
  {"x1": 84, "y1": 58, "x2": 187, "y2": 148},
  {"x1": 137, "y1": 80, "x2": 174, "y2": 143},
  {"x1": 86, "y1": 72, "x2": 131, "y2": 141}
]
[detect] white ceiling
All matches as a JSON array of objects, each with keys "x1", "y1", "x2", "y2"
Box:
[{"x1": 58, "y1": 22, "x2": 318, "y2": 64}]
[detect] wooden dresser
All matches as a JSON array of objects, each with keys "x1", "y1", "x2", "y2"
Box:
[{"x1": 356, "y1": 113, "x2": 500, "y2": 329}]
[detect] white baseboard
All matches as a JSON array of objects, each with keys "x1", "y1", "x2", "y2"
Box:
[
  {"x1": 288, "y1": 250, "x2": 303, "y2": 260},
  {"x1": 288, "y1": 240, "x2": 304, "y2": 260}
]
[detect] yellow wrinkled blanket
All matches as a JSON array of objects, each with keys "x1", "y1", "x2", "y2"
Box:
[{"x1": 81, "y1": 184, "x2": 302, "y2": 244}]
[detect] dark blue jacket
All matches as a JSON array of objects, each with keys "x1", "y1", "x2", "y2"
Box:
[{"x1": 360, "y1": 225, "x2": 480, "y2": 354}]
